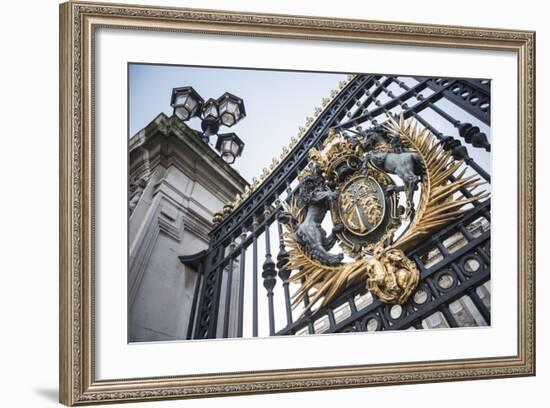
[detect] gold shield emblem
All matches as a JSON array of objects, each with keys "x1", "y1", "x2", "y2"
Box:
[{"x1": 338, "y1": 175, "x2": 385, "y2": 236}]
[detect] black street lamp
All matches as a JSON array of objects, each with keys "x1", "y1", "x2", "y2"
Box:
[
  {"x1": 170, "y1": 86, "x2": 204, "y2": 121},
  {"x1": 215, "y1": 133, "x2": 245, "y2": 164},
  {"x1": 217, "y1": 92, "x2": 246, "y2": 127},
  {"x1": 170, "y1": 87, "x2": 247, "y2": 163}
]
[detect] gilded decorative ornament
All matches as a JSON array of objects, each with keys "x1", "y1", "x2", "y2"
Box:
[
  {"x1": 339, "y1": 176, "x2": 385, "y2": 235},
  {"x1": 279, "y1": 114, "x2": 488, "y2": 312},
  {"x1": 213, "y1": 75, "x2": 356, "y2": 222}
]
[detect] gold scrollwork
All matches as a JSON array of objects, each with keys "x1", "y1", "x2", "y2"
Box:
[{"x1": 281, "y1": 114, "x2": 488, "y2": 311}]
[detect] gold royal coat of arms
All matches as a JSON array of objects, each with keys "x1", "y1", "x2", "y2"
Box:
[{"x1": 278, "y1": 115, "x2": 487, "y2": 313}]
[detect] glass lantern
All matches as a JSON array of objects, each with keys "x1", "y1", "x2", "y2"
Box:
[
  {"x1": 202, "y1": 98, "x2": 219, "y2": 121},
  {"x1": 215, "y1": 133, "x2": 245, "y2": 164},
  {"x1": 170, "y1": 86, "x2": 203, "y2": 121},
  {"x1": 217, "y1": 92, "x2": 246, "y2": 127}
]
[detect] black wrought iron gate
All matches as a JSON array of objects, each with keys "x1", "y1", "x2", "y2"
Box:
[{"x1": 184, "y1": 74, "x2": 492, "y2": 340}]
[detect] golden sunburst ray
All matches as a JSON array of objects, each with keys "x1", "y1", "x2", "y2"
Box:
[
  {"x1": 279, "y1": 114, "x2": 488, "y2": 315},
  {"x1": 383, "y1": 113, "x2": 488, "y2": 252}
]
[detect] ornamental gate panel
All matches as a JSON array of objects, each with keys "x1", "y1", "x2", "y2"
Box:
[{"x1": 182, "y1": 74, "x2": 491, "y2": 340}]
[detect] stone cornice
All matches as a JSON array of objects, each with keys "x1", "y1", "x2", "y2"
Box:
[{"x1": 129, "y1": 113, "x2": 248, "y2": 201}]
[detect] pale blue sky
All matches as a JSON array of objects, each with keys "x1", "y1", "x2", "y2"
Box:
[
  {"x1": 129, "y1": 64, "x2": 490, "y2": 183},
  {"x1": 129, "y1": 64, "x2": 346, "y2": 181}
]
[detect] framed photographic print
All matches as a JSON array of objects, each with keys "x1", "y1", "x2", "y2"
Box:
[{"x1": 59, "y1": 1, "x2": 536, "y2": 405}]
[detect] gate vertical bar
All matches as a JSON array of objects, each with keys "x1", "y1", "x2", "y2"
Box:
[
  {"x1": 277, "y1": 219, "x2": 293, "y2": 326},
  {"x1": 237, "y1": 228, "x2": 247, "y2": 337},
  {"x1": 262, "y1": 206, "x2": 277, "y2": 335},
  {"x1": 252, "y1": 217, "x2": 259, "y2": 337},
  {"x1": 194, "y1": 245, "x2": 225, "y2": 339},
  {"x1": 222, "y1": 242, "x2": 236, "y2": 338}
]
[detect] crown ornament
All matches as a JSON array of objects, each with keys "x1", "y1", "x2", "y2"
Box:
[{"x1": 307, "y1": 128, "x2": 362, "y2": 183}]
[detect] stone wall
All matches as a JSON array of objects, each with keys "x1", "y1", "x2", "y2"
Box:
[{"x1": 127, "y1": 114, "x2": 247, "y2": 342}]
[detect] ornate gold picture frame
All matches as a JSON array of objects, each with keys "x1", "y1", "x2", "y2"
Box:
[{"x1": 59, "y1": 1, "x2": 535, "y2": 405}]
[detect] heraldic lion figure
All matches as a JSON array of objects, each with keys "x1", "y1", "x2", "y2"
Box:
[{"x1": 292, "y1": 174, "x2": 344, "y2": 266}]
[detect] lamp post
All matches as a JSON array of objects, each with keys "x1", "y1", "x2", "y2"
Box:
[
  {"x1": 170, "y1": 87, "x2": 247, "y2": 163},
  {"x1": 200, "y1": 98, "x2": 220, "y2": 143}
]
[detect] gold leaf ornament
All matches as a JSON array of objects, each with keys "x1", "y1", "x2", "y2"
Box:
[{"x1": 281, "y1": 114, "x2": 488, "y2": 313}]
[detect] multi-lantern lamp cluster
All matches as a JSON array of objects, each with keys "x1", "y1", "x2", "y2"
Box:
[{"x1": 170, "y1": 86, "x2": 246, "y2": 164}]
